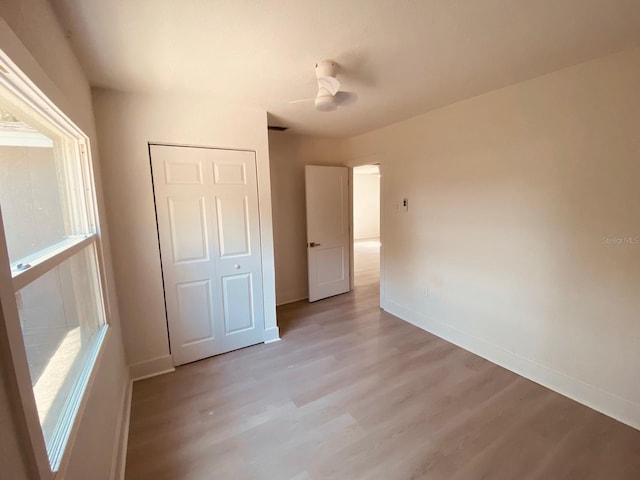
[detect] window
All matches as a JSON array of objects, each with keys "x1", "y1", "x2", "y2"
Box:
[{"x1": 0, "y1": 53, "x2": 107, "y2": 472}]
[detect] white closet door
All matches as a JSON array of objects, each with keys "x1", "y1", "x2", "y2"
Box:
[{"x1": 151, "y1": 145, "x2": 264, "y2": 366}]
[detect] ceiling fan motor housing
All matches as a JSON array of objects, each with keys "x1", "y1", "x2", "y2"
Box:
[
  {"x1": 315, "y1": 88, "x2": 338, "y2": 111},
  {"x1": 315, "y1": 60, "x2": 337, "y2": 78}
]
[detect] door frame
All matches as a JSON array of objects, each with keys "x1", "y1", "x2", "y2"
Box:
[{"x1": 348, "y1": 155, "x2": 386, "y2": 309}]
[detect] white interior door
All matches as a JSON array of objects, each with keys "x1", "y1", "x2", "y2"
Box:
[
  {"x1": 305, "y1": 166, "x2": 350, "y2": 302},
  {"x1": 151, "y1": 145, "x2": 265, "y2": 366}
]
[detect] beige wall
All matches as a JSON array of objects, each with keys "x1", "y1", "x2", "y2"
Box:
[
  {"x1": 342, "y1": 47, "x2": 640, "y2": 428},
  {"x1": 0, "y1": 1, "x2": 129, "y2": 479},
  {"x1": 268, "y1": 133, "x2": 343, "y2": 305},
  {"x1": 93, "y1": 90, "x2": 278, "y2": 377},
  {"x1": 353, "y1": 169, "x2": 380, "y2": 240}
]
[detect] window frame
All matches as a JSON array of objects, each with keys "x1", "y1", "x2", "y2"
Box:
[{"x1": 0, "y1": 48, "x2": 110, "y2": 477}]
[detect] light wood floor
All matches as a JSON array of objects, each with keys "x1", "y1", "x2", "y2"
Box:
[
  {"x1": 126, "y1": 241, "x2": 640, "y2": 479},
  {"x1": 354, "y1": 238, "x2": 380, "y2": 287}
]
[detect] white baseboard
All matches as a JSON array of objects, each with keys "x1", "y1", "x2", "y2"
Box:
[
  {"x1": 276, "y1": 296, "x2": 308, "y2": 306},
  {"x1": 276, "y1": 292, "x2": 308, "y2": 306},
  {"x1": 111, "y1": 379, "x2": 132, "y2": 480},
  {"x1": 384, "y1": 299, "x2": 640, "y2": 431},
  {"x1": 129, "y1": 355, "x2": 175, "y2": 381},
  {"x1": 264, "y1": 326, "x2": 280, "y2": 343}
]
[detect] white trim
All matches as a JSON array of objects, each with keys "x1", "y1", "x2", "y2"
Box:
[
  {"x1": 0, "y1": 49, "x2": 88, "y2": 141},
  {"x1": 52, "y1": 326, "x2": 108, "y2": 473},
  {"x1": 383, "y1": 299, "x2": 640, "y2": 431},
  {"x1": 110, "y1": 379, "x2": 132, "y2": 480},
  {"x1": 0, "y1": 209, "x2": 52, "y2": 479},
  {"x1": 353, "y1": 235, "x2": 381, "y2": 241},
  {"x1": 378, "y1": 161, "x2": 386, "y2": 310},
  {"x1": 133, "y1": 369, "x2": 175, "y2": 382},
  {"x1": 11, "y1": 235, "x2": 96, "y2": 291},
  {"x1": 348, "y1": 167, "x2": 354, "y2": 291},
  {"x1": 129, "y1": 355, "x2": 175, "y2": 381},
  {"x1": 263, "y1": 326, "x2": 280, "y2": 343},
  {"x1": 276, "y1": 295, "x2": 308, "y2": 306},
  {"x1": 148, "y1": 141, "x2": 255, "y2": 153}
]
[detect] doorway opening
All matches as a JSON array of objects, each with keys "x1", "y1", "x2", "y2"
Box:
[{"x1": 352, "y1": 164, "x2": 381, "y2": 295}]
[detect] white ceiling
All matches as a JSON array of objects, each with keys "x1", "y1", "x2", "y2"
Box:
[{"x1": 50, "y1": 0, "x2": 640, "y2": 138}]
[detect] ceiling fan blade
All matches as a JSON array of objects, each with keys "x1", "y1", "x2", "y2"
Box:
[
  {"x1": 288, "y1": 98, "x2": 315, "y2": 104},
  {"x1": 334, "y1": 91, "x2": 358, "y2": 107},
  {"x1": 317, "y1": 76, "x2": 340, "y2": 96}
]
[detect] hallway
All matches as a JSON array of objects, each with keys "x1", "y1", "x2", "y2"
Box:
[{"x1": 354, "y1": 238, "x2": 380, "y2": 287}]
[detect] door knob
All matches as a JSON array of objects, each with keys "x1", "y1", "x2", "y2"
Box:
[
  {"x1": 309, "y1": 242, "x2": 321, "y2": 247},
  {"x1": 234, "y1": 264, "x2": 241, "y2": 269}
]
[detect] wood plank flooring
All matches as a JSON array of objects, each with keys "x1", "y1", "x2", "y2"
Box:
[{"x1": 125, "y1": 240, "x2": 640, "y2": 479}]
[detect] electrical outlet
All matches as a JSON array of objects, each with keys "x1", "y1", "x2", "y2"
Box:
[
  {"x1": 423, "y1": 287, "x2": 429, "y2": 297},
  {"x1": 402, "y1": 198, "x2": 409, "y2": 212}
]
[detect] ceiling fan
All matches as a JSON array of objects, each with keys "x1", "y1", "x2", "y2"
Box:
[{"x1": 289, "y1": 60, "x2": 357, "y2": 112}]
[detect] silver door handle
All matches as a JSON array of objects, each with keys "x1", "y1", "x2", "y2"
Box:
[{"x1": 309, "y1": 242, "x2": 321, "y2": 248}]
